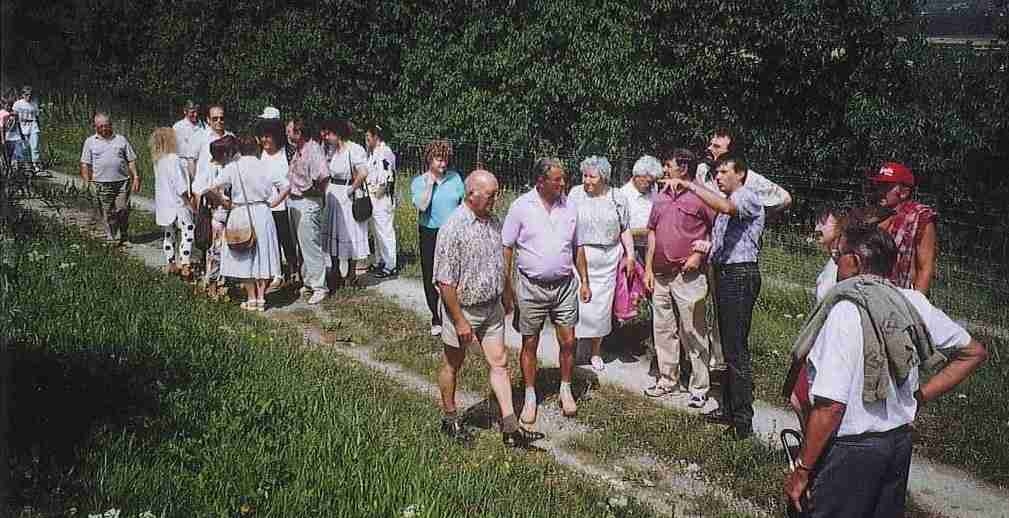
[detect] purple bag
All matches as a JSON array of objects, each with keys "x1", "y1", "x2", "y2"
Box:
[{"x1": 613, "y1": 260, "x2": 647, "y2": 322}]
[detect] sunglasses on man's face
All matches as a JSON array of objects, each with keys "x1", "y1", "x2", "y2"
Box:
[{"x1": 210, "y1": 116, "x2": 225, "y2": 122}]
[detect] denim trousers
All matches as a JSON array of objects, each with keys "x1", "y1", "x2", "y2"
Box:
[
  {"x1": 803, "y1": 427, "x2": 913, "y2": 517},
  {"x1": 714, "y1": 262, "x2": 761, "y2": 431}
]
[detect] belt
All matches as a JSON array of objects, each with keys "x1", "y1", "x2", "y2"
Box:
[
  {"x1": 838, "y1": 423, "x2": 910, "y2": 441},
  {"x1": 519, "y1": 269, "x2": 571, "y2": 289}
]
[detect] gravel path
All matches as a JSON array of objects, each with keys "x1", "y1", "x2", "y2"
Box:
[{"x1": 39, "y1": 170, "x2": 1009, "y2": 517}]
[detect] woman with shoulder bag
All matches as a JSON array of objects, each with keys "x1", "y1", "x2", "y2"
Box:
[
  {"x1": 206, "y1": 135, "x2": 289, "y2": 311},
  {"x1": 321, "y1": 119, "x2": 370, "y2": 288}
]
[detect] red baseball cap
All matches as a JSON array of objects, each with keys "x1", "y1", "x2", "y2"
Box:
[{"x1": 868, "y1": 162, "x2": 915, "y2": 186}]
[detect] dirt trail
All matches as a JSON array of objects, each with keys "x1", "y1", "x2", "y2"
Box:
[{"x1": 37, "y1": 171, "x2": 1009, "y2": 518}]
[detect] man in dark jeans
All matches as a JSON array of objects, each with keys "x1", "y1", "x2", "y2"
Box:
[
  {"x1": 665, "y1": 154, "x2": 763, "y2": 439},
  {"x1": 783, "y1": 226, "x2": 987, "y2": 516}
]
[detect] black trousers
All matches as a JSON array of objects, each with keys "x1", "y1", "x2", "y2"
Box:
[
  {"x1": 802, "y1": 427, "x2": 913, "y2": 517},
  {"x1": 714, "y1": 262, "x2": 761, "y2": 432},
  {"x1": 273, "y1": 209, "x2": 299, "y2": 274},
  {"x1": 419, "y1": 225, "x2": 441, "y2": 325}
]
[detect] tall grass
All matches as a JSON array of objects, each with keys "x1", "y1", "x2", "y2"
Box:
[{"x1": 5, "y1": 221, "x2": 654, "y2": 517}]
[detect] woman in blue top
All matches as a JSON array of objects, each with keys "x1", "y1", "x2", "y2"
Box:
[{"x1": 411, "y1": 139, "x2": 464, "y2": 336}]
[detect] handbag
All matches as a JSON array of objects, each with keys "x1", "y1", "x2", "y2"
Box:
[
  {"x1": 347, "y1": 150, "x2": 373, "y2": 221},
  {"x1": 224, "y1": 162, "x2": 257, "y2": 250}
]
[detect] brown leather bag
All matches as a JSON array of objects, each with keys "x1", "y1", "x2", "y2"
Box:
[{"x1": 224, "y1": 163, "x2": 257, "y2": 250}]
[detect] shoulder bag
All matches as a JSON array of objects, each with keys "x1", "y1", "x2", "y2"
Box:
[
  {"x1": 349, "y1": 149, "x2": 373, "y2": 221},
  {"x1": 224, "y1": 162, "x2": 257, "y2": 250}
]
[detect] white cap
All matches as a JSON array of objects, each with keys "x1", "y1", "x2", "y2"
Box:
[{"x1": 258, "y1": 106, "x2": 280, "y2": 119}]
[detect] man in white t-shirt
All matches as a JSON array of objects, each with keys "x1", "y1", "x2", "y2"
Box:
[
  {"x1": 13, "y1": 86, "x2": 45, "y2": 174},
  {"x1": 783, "y1": 225, "x2": 988, "y2": 517},
  {"x1": 620, "y1": 155, "x2": 662, "y2": 260},
  {"x1": 172, "y1": 100, "x2": 204, "y2": 173},
  {"x1": 365, "y1": 124, "x2": 398, "y2": 278},
  {"x1": 190, "y1": 105, "x2": 233, "y2": 193}
]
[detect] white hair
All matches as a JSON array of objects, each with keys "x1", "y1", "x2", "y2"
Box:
[
  {"x1": 632, "y1": 155, "x2": 662, "y2": 179},
  {"x1": 579, "y1": 156, "x2": 613, "y2": 182}
]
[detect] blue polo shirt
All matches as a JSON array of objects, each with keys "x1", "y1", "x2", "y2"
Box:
[{"x1": 411, "y1": 170, "x2": 464, "y2": 229}]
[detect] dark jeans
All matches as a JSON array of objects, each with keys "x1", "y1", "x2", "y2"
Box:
[
  {"x1": 272, "y1": 209, "x2": 299, "y2": 275},
  {"x1": 714, "y1": 262, "x2": 761, "y2": 432},
  {"x1": 802, "y1": 427, "x2": 913, "y2": 518},
  {"x1": 419, "y1": 225, "x2": 441, "y2": 326}
]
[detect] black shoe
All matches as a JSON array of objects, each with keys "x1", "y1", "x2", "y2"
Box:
[
  {"x1": 503, "y1": 427, "x2": 545, "y2": 449},
  {"x1": 372, "y1": 267, "x2": 398, "y2": 279},
  {"x1": 703, "y1": 408, "x2": 733, "y2": 425},
  {"x1": 722, "y1": 425, "x2": 753, "y2": 441},
  {"x1": 441, "y1": 418, "x2": 474, "y2": 444}
]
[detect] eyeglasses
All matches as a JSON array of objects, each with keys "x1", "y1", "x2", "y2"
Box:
[
  {"x1": 210, "y1": 116, "x2": 225, "y2": 121},
  {"x1": 830, "y1": 249, "x2": 856, "y2": 262}
]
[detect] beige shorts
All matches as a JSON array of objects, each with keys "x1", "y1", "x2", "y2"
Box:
[
  {"x1": 440, "y1": 299, "x2": 506, "y2": 348},
  {"x1": 512, "y1": 272, "x2": 578, "y2": 335}
]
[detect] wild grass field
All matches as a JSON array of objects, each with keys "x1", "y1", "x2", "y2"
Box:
[{"x1": 4, "y1": 219, "x2": 661, "y2": 518}]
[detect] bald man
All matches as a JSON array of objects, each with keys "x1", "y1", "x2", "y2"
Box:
[
  {"x1": 432, "y1": 169, "x2": 544, "y2": 448},
  {"x1": 80, "y1": 112, "x2": 140, "y2": 243}
]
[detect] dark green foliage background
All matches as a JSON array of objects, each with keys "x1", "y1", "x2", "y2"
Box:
[{"x1": 3, "y1": 1, "x2": 1007, "y2": 210}]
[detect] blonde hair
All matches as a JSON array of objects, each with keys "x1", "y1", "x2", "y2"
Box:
[{"x1": 148, "y1": 127, "x2": 177, "y2": 162}]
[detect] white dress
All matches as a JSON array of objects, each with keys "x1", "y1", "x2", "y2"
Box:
[
  {"x1": 153, "y1": 153, "x2": 193, "y2": 227},
  {"x1": 569, "y1": 185, "x2": 630, "y2": 338},
  {"x1": 325, "y1": 141, "x2": 370, "y2": 260},
  {"x1": 210, "y1": 156, "x2": 287, "y2": 280}
]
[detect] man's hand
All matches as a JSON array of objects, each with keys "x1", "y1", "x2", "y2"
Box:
[
  {"x1": 690, "y1": 240, "x2": 711, "y2": 254},
  {"x1": 455, "y1": 317, "x2": 475, "y2": 346},
  {"x1": 644, "y1": 268, "x2": 655, "y2": 293},
  {"x1": 784, "y1": 469, "x2": 812, "y2": 513},
  {"x1": 131, "y1": 176, "x2": 141, "y2": 193},
  {"x1": 683, "y1": 253, "x2": 702, "y2": 273},
  {"x1": 579, "y1": 282, "x2": 592, "y2": 303}
]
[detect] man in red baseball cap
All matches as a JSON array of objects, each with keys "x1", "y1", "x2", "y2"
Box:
[{"x1": 866, "y1": 161, "x2": 937, "y2": 293}]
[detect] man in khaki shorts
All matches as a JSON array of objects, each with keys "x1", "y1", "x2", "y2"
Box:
[
  {"x1": 434, "y1": 169, "x2": 544, "y2": 448},
  {"x1": 503, "y1": 158, "x2": 591, "y2": 425}
]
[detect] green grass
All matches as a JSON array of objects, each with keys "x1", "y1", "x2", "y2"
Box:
[
  {"x1": 4, "y1": 220, "x2": 657, "y2": 518},
  {"x1": 40, "y1": 96, "x2": 1009, "y2": 487}
]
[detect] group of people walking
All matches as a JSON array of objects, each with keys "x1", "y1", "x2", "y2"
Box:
[
  {"x1": 73, "y1": 101, "x2": 987, "y2": 515},
  {"x1": 80, "y1": 101, "x2": 401, "y2": 309},
  {"x1": 1, "y1": 85, "x2": 46, "y2": 175}
]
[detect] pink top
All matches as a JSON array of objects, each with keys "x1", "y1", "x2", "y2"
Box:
[
  {"x1": 647, "y1": 187, "x2": 715, "y2": 273},
  {"x1": 288, "y1": 139, "x2": 328, "y2": 196},
  {"x1": 502, "y1": 188, "x2": 579, "y2": 281}
]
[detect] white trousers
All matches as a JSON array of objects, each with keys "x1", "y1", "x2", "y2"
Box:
[{"x1": 368, "y1": 195, "x2": 397, "y2": 270}]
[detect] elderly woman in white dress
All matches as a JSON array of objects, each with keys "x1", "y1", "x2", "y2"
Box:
[
  {"x1": 569, "y1": 156, "x2": 636, "y2": 371},
  {"x1": 321, "y1": 119, "x2": 370, "y2": 288},
  {"x1": 206, "y1": 135, "x2": 289, "y2": 311}
]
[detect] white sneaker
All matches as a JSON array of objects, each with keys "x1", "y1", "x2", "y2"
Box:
[
  {"x1": 308, "y1": 290, "x2": 328, "y2": 305},
  {"x1": 430, "y1": 324, "x2": 443, "y2": 336},
  {"x1": 267, "y1": 276, "x2": 284, "y2": 293},
  {"x1": 591, "y1": 355, "x2": 605, "y2": 371},
  {"x1": 299, "y1": 286, "x2": 312, "y2": 296}
]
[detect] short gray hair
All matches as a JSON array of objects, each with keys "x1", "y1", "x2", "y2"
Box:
[
  {"x1": 579, "y1": 156, "x2": 613, "y2": 182},
  {"x1": 632, "y1": 155, "x2": 662, "y2": 179},
  {"x1": 533, "y1": 157, "x2": 565, "y2": 180}
]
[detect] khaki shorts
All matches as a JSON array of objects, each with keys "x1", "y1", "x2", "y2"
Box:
[
  {"x1": 440, "y1": 299, "x2": 506, "y2": 348},
  {"x1": 512, "y1": 272, "x2": 578, "y2": 335}
]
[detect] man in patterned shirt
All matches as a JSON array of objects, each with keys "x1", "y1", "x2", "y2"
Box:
[{"x1": 433, "y1": 169, "x2": 544, "y2": 449}]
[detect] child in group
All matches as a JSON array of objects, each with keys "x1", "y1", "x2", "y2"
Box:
[
  {"x1": 150, "y1": 127, "x2": 195, "y2": 278},
  {"x1": 206, "y1": 135, "x2": 288, "y2": 311},
  {"x1": 194, "y1": 135, "x2": 237, "y2": 299}
]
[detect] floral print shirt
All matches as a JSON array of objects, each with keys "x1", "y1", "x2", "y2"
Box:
[{"x1": 433, "y1": 204, "x2": 504, "y2": 306}]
